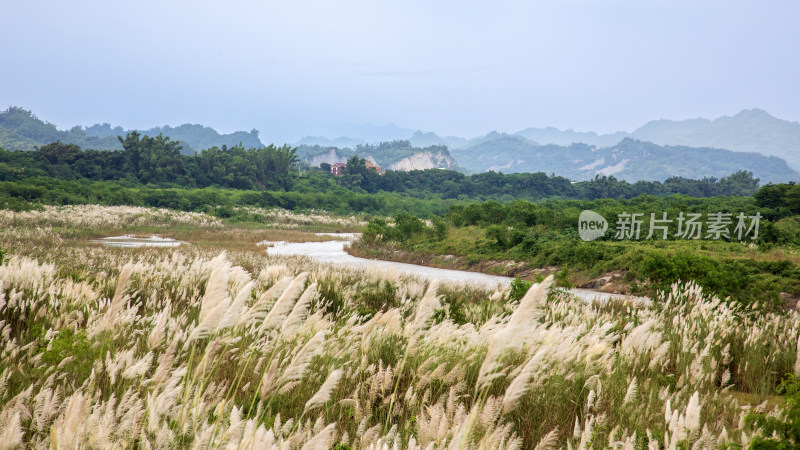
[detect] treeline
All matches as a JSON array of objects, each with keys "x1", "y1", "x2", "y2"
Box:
[
  {"x1": 1, "y1": 136, "x2": 765, "y2": 202},
  {"x1": 437, "y1": 188, "x2": 800, "y2": 243},
  {"x1": 365, "y1": 194, "x2": 788, "y2": 249},
  {"x1": 0, "y1": 134, "x2": 299, "y2": 190},
  {"x1": 0, "y1": 134, "x2": 778, "y2": 222},
  {"x1": 335, "y1": 155, "x2": 762, "y2": 200},
  {"x1": 0, "y1": 177, "x2": 452, "y2": 217}
]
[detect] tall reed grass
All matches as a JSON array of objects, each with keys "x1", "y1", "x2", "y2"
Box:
[{"x1": 0, "y1": 205, "x2": 797, "y2": 448}]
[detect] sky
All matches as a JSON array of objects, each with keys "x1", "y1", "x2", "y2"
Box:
[{"x1": 2, "y1": 0, "x2": 799, "y2": 143}]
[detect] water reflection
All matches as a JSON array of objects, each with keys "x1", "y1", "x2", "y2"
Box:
[{"x1": 90, "y1": 235, "x2": 184, "y2": 248}]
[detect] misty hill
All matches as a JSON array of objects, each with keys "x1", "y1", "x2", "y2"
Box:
[
  {"x1": 6, "y1": 105, "x2": 798, "y2": 182},
  {"x1": 514, "y1": 126, "x2": 627, "y2": 148},
  {"x1": 84, "y1": 123, "x2": 264, "y2": 154},
  {"x1": 629, "y1": 109, "x2": 800, "y2": 171},
  {"x1": 311, "y1": 109, "x2": 800, "y2": 172},
  {"x1": 297, "y1": 140, "x2": 461, "y2": 172},
  {"x1": 408, "y1": 130, "x2": 472, "y2": 149},
  {"x1": 512, "y1": 109, "x2": 800, "y2": 171},
  {"x1": 294, "y1": 123, "x2": 415, "y2": 148},
  {"x1": 451, "y1": 135, "x2": 798, "y2": 183},
  {"x1": 326, "y1": 122, "x2": 414, "y2": 143},
  {"x1": 0, "y1": 107, "x2": 121, "y2": 151},
  {"x1": 295, "y1": 136, "x2": 367, "y2": 148},
  {"x1": 0, "y1": 107, "x2": 264, "y2": 155}
]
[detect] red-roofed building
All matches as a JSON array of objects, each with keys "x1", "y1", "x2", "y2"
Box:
[{"x1": 330, "y1": 162, "x2": 347, "y2": 176}]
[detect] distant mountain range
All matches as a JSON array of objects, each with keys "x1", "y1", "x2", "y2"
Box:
[
  {"x1": 296, "y1": 109, "x2": 800, "y2": 173},
  {"x1": 292, "y1": 108, "x2": 800, "y2": 182},
  {"x1": 514, "y1": 109, "x2": 800, "y2": 171},
  {"x1": 449, "y1": 134, "x2": 797, "y2": 183},
  {"x1": 2, "y1": 106, "x2": 799, "y2": 183},
  {"x1": 0, "y1": 107, "x2": 264, "y2": 155}
]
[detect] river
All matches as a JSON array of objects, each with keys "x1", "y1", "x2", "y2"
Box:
[{"x1": 264, "y1": 234, "x2": 650, "y2": 304}]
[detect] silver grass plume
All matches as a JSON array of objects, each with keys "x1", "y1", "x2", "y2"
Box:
[
  {"x1": 664, "y1": 399, "x2": 672, "y2": 424},
  {"x1": 409, "y1": 280, "x2": 440, "y2": 334},
  {"x1": 280, "y1": 282, "x2": 317, "y2": 336},
  {"x1": 623, "y1": 377, "x2": 638, "y2": 405},
  {"x1": 507, "y1": 274, "x2": 554, "y2": 333},
  {"x1": 198, "y1": 253, "x2": 231, "y2": 327},
  {"x1": 150, "y1": 336, "x2": 179, "y2": 387},
  {"x1": 304, "y1": 369, "x2": 344, "y2": 412},
  {"x1": 448, "y1": 401, "x2": 480, "y2": 450},
  {"x1": 301, "y1": 423, "x2": 336, "y2": 450},
  {"x1": 147, "y1": 305, "x2": 171, "y2": 349},
  {"x1": 240, "y1": 423, "x2": 275, "y2": 449},
  {"x1": 533, "y1": 428, "x2": 559, "y2": 450},
  {"x1": 95, "y1": 263, "x2": 133, "y2": 334},
  {"x1": 185, "y1": 255, "x2": 234, "y2": 346},
  {"x1": 0, "y1": 411, "x2": 23, "y2": 449},
  {"x1": 122, "y1": 351, "x2": 153, "y2": 379},
  {"x1": 218, "y1": 280, "x2": 253, "y2": 330},
  {"x1": 276, "y1": 330, "x2": 326, "y2": 389},
  {"x1": 258, "y1": 273, "x2": 308, "y2": 333},
  {"x1": 501, "y1": 348, "x2": 548, "y2": 414},
  {"x1": 477, "y1": 275, "x2": 553, "y2": 390},
  {"x1": 236, "y1": 277, "x2": 293, "y2": 329},
  {"x1": 577, "y1": 416, "x2": 595, "y2": 450},
  {"x1": 0, "y1": 369, "x2": 8, "y2": 400},
  {"x1": 259, "y1": 359, "x2": 281, "y2": 398},
  {"x1": 685, "y1": 391, "x2": 702, "y2": 436}
]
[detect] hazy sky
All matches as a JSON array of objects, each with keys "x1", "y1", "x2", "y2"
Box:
[{"x1": 3, "y1": 0, "x2": 799, "y2": 143}]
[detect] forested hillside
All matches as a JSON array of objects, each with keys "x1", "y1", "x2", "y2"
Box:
[
  {"x1": 0, "y1": 107, "x2": 120, "y2": 150},
  {"x1": 0, "y1": 107, "x2": 264, "y2": 155}
]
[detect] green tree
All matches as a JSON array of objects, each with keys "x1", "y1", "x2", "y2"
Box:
[
  {"x1": 252, "y1": 144, "x2": 299, "y2": 190},
  {"x1": 118, "y1": 132, "x2": 185, "y2": 184},
  {"x1": 394, "y1": 212, "x2": 425, "y2": 241},
  {"x1": 38, "y1": 141, "x2": 82, "y2": 165},
  {"x1": 786, "y1": 184, "x2": 800, "y2": 214},
  {"x1": 755, "y1": 183, "x2": 793, "y2": 209}
]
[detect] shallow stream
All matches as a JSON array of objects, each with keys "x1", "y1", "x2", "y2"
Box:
[{"x1": 264, "y1": 234, "x2": 650, "y2": 303}]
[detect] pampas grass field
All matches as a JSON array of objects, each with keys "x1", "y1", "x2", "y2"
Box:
[{"x1": 0, "y1": 205, "x2": 797, "y2": 448}]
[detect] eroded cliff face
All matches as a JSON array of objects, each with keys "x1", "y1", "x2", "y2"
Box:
[
  {"x1": 305, "y1": 148, "x2": 460, "y2": 172},
  {"x1": 307, "y1": 148, "x2": 348, "y2": 166},
  {"x1": 388, "y1": 151, "x2": 458, "y2": 171}
]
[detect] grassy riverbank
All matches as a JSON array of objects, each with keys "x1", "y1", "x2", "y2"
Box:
[
  {"x1": 355, "y1": 193, "x2": 800, "y2": 309},
  {"x1": 1, "y1": 204, "x2": 798, "y2": 447}
]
